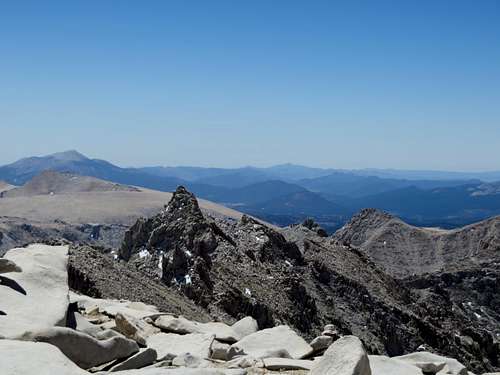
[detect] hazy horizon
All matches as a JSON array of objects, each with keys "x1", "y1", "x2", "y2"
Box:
[
  {"x1": 3, "y1": 149, "x2": 500, "y2": 174},
  {"x1": 1, "y1": 1, "x2": 499, "y2": 170}
]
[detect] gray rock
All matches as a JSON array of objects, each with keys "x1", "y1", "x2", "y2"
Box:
[
  {"x1": 310, "y1": 335, "x2": 371, "y2": 375},
  {"x1": 226, "y1": 355, "x2": 264, "y2": 369},
  {"x1": 74, "y1": 311, "x2": 104, "y2": 338},
  {"x1": 322, "y1": 324, "x2": 340, "y2": 339},
  {"x1": 228, "y1": 325, "x2": 313, "y2": 360},
  {"x1": 263, "y1": 357, "x2": 314, "y2": 370},
  {"x1": 310, "y1": 335, "x2": 334, "y2": 352},
  {"x1": 211, "y1": 340, "x2": 231, "y2": 360},
  {"x1": 154, "y1": 315, "x2": 239, "y2": 343},
  {"x1": 109, "y1": 348, "x2": 158, "y2": 372},
  {"x1": 0, "y1": 258, "x2": 22, "y2": 273},
  {"x1": 322, "y1": 330, "x2": 340, "y2": 339},
  {"x1": 27, "y1": 327, "x2": 139, "y2": 369},
  {"x1": 394, "y1": 352, "x2": 466, "y2": 375},
  {"x1": 71, "y1": 293, "x2": 160, "y2": 320},
  {"x1": 95, "y1": 329, "x2": 125, "y2": 340},
  {"x1": 231, "y1": 316, "x2": 258, "y2": 340},
  {"x1": 171, "y1": 353, "x2": 213, "y2": 368},
  {"x1": 369, "y1": 355, "x2": 423, "y2": 375},
  {"x1": 115, "y1": 312, "x2": 161, "y2": 345},
  {"x1": 0, "y1": 244, "x2": 69, "y2": 339},
  {"x1": 98, "y1": 369, "x2": 246, "y2": 374},
  {"x1": 0, "y1": 339, "x2": 88, "y2": 375},
  {"x1": 146, "y1": 332, "x2": 214, "y2": 361}
]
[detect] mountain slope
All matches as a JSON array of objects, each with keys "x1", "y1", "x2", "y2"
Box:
[
  {"x1": 350, "y1": 185, "x2": 500, "y2": 226},
  {"x1": 3, "y1": 170, "x2": 140, "y2": 197},
  {"x1": 202, "y1": 180, "x2": 308, "y2": 205},
  {"x1": 298, "y1": 172, "x2": 481, "y2": 198},
  {"x1": 0, "y1": 172, "x2": 246, "y2": 226},
  {"x1": 247, "y1": 190, "x2": 347, "y2": 216},
  {"x1": 333, "y1": 208, "x2": 500, "y2": 278},
  {"x1": 0, "y1": 150, "x2": 188, "y2": 190},
  {"x1": 332, "y1": 208, "x2": 500, "y2": 370},
  {"x1": 0, "y1": 181, "x2": 15, "y2": 194},
  {"x1": 193, "y1": 167, "x2": 272, "y2": 188}
]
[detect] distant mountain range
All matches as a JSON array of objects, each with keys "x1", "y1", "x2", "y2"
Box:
[{"x1": 2, "y1": 150, "x2": 500, "y2": 232}]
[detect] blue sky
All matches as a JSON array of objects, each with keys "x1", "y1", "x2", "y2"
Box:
[{"x1": 1, "y1": 1, "x2": 499, "y2": 170}]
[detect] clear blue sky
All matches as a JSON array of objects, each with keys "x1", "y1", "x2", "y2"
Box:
[{"x1": 1, "y1": 1, "x2": 499, "y2": 170}]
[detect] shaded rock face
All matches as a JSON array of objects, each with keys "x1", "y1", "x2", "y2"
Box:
[
  {"x1": 238, "y1": 215, "x2": 303, "y2": 264},
  {"x1": 120, "y1": 186, "x2": 220, "y2": 306},
  {"x1": 121, "y1": 186, "x2": 217, "y2": 261},
  {"x1": 120, "y1": 186, "x2": 303, "y2": 309}
]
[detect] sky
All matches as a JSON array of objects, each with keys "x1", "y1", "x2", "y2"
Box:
[{"x1": 0, "y1": 1, "x2": 499, "y2": 170}]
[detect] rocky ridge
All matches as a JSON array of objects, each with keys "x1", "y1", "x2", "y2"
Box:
[
  {"x1": 66, "y1": 186, "x2": 500, "y2": 373},
  {"x1": 333, "y1": 208, "x2": 500, "y2": 278},
  {"x1": 0, "y1": 243, "x2": 485, "y2": 375}
]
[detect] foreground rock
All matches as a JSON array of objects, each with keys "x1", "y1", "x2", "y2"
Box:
[
  {"x1": 310, "y1": 335, "x2": 334, "y2": 353},
  {"x1": 71, "y1": 293, "x2": 161, "y2": 320},
  {"x1": 310, "y1": 335, "x2": 371, "y2": 375},
  {"x1": 369, "y1": 355, "x2": 423, "y2": 375},
  {"x1": 231, "y1": 316, "x2": 259, "y2": 339},
  {"x1": 0, "y1": 244, "x2": 69, "y2": 338},
  {"x1": 98, "y1": 369, "x2": 247, "y2": 374},
  {"x1": 210, "y1": 340, "x2": 231, "y2": 360},
  {"x1": 228, "y1": 325, "x2": 313, "y2": 360},
  {"x1": 262, "y1": 357, "x2": 314, "y2": 370},
  {"x1": 109, "y1": 348, "x2": 158, "y2": 372},
  {"x1": 27, "y1": 327, "x2": 139, "y2": 369},
  {"x1": 116, "y1": 312, "x2": 161, "y2": 345},
  {"x1": 394, "y1": 352, "x2": 467, "y2": 375},
  {"x1": 154, "y1": 315, "x2": 240, "y2": 342},
  {"x1": 146, "y1": 332, "x2": 214, "y2": 360},
  {"x1": 0, "y1": 339, "x2": 88, "y2": 375},
  {"x1": 0, "y1": 258, "x2": 22, "y2": 273}
]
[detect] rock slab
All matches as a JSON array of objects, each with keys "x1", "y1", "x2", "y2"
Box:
[
  {"x1": 395, "y1": 352, "x2": 467, "y2": 375},
  {"x1": 263, "y1": 357, "x2": 315, "y2": 370},
  {"x1": 310, "y1": 335, "x2": 371, "y2": 375},
  {"x1": 0, "y1": 339, "x2": 88, "y2": 375},
  {"x1": 0, "y1": 244, "x2": 69, "y2": 339},
  {"x1": 154, "y1": 315, "x2": 239, "y2": 342},
  {"x1": 228, "y1": 325, "x2": 313, "y2": 360},
  {"x1": 27, "y1": 327, "x2": 139, "y2": 369},
  {"x1": 116, "y1": 312, "x2": 160, "y2": 345},
  {"x1": 109, "y1": 348, "x2": 158, "y2": 372},
  {"x1": 369, "y1": 355, "x2": 423, "y2": 375},
  {"x1": 146, "y1": 332, "x2": 214, "y2": 361}
]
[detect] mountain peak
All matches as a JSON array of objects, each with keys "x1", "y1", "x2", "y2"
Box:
[{"x1": 48, "y1": 150, "x2": 88, "y2": 162}]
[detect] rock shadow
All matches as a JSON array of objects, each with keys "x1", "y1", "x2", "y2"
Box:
[{"x1": 0, "y1": 275, "x2": 27, "y2": 295}]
